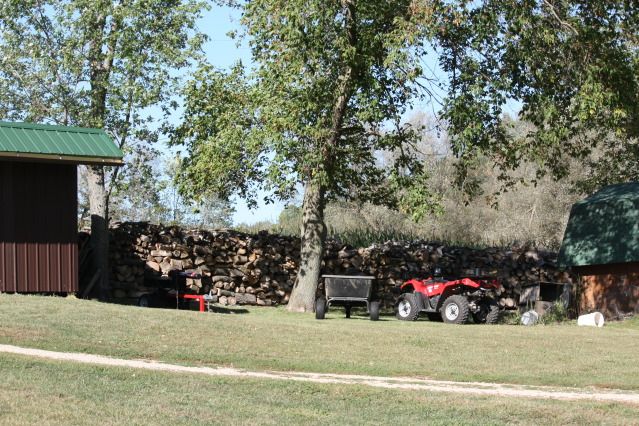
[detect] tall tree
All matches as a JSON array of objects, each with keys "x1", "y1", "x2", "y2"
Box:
[
  {"x1": 109, "y1": 148, "x2": 170, "y2": 223},
  {"x1": 0, "y1": 0, "x2": 208, "y2": 299},
  {"x1": 173, "y1": 0, "x2": 441, "y2": 312},
  {"x1": 436, "y1": 0, "x2": 639, "y2": 192},
  {"x1": 194, "y1": 194, "x2": 235, "y2": 229}
]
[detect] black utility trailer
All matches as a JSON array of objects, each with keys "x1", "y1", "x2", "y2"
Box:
[{"x1": 315, "y1": 275, "x2": 380, "y2": 320}]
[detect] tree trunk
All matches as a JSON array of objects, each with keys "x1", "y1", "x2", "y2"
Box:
[
  {"x1": 87, "y1": 165, "x2": 110, "y2": 301},
  {"x1": 287, "y1": 0, "x2": 355, "y2": 313},
  {"x1": 287, "y1": 181, "x2": 326, "y2": 312}
]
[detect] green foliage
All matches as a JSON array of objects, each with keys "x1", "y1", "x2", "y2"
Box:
[
  {"x1": 328, "y1": 228, "x2": 422, "y2": 248},
  {"x1": 235, "y1": 220, "x2": 278, "y2": 235},
  {"x1": 172, "y1": 0, "x2": 441, "y2": 217},
  {"x1": 78, "y1": 152, "x2": 236, "y2": 228},
  {"x1": 436, "y1": 0, "x2": 639, "y2": 192},
  {"x1": 0, "y1": 0, "x2": 209, "y2": 204},
  {"x1": 266, "y1": 116, "x2": 584, "y2": 250},
  {"x1": 173, "y1": 0, "x2": 446, "y2": 309},
  {"x1": 0, "y1": 0, "x2": 208, "y2": 126},
  {"x1": 538, "y1": 301, "x2": 571, "y2": 325},
  {"x1": 109, "y1": 149, "x2": 169, "y2": 223},
  {"x1": 498, "y1": 310, "x2": 522, "y2": 326},
  {"x1": 276, "y1": 205, "x2": 302, "y2": 236},
  {"x1": 193, "y1": 194, "x2": 235, "y2": 229}
]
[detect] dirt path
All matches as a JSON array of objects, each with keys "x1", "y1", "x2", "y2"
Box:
[{"x1": 1, "y1": 343, "x2": 638, "y2": 405}]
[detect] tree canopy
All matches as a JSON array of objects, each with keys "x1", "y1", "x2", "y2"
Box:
[{"x1": 436, "y1": 0, "x2": 639, "y2": 192}]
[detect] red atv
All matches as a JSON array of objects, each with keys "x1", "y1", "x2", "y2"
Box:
[{"x1": 395, "y1": 271, "x2": 501, "y2": 324}]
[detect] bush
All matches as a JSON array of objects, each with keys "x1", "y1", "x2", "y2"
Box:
[{"x1": 538, "y1": 301, "x2": 571, "y2": 325}]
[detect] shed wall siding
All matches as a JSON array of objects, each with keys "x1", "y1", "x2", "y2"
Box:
[
  {"x1": 0, "y1": 161, "x2": 77, "y2": 292},
  {"x1": 575, "y1": 263, "x2": 639, "y2": 318}
]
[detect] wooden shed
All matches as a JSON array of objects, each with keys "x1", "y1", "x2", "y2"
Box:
[
  {"x1": 0, "y1": 121, "x2": 122, "y2": 293},
  {"x1": 558, "y1": 182, "x2": 639, "y2": 318}
]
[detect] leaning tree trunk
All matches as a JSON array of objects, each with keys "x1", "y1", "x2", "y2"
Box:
[
  {"x1": 287, "y1": 181, "x2": 326, "y2": 312},
  {"x1": 86, "y1": 165, "x2": 110, "y2": 301}
]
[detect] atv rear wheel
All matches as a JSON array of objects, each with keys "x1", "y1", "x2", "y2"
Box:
[
  {"x1": 396, "y1": 293, "x2": 419, "y2": 321},
  {"x1": 485, "y1": 304, "x2": 500, "y2": 324},
  {"x1": 473, "y1": 299, "x2": 500, "y2": 324},
  {"x1": 441, "y1": 295, "x2": 469, "y2": 324}
]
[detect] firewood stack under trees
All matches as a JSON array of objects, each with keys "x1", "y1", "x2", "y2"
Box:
[{"x1": 106, "y1": 222, "x2": 573, "y2": 308}]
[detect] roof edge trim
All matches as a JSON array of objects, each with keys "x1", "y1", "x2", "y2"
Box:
[
  {"x1": 0, "y1": 120, "x2": 108, "y2": 135},
  {"x1": 0, "y1": 151, "x2": 124, "y2": 166}
]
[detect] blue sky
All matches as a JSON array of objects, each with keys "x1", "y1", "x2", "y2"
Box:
[{"x1": 200, "y1": 6, "x2": 249, "y2": 68}]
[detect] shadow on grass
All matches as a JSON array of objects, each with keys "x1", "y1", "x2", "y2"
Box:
[
  {"x1": 319, "y1": 317, "x2": 393, "y2": 322},
  {"x1": 208, "y1": 306, "x2": 250, "y2": 315},
  {"x1": 122, "y1": 296, "x2": 251, "y2": 315}
]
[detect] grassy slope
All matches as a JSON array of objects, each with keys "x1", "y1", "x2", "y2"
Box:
[
  {"x1": 1, "y1": 294, "x2": 638, "y2": 390},
  {"x1": 1, "y1": 355, "x2": 638, "y2": 426}
]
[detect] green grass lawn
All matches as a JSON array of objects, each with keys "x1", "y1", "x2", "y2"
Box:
[
  {"x1": 1, "y1": 294, "x2": 638, "y2": 391},
  {"x1": 1, "y1": 354, "x2": 638, "y2": 425}
]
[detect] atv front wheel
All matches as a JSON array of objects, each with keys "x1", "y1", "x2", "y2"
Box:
[
  {"x1": 441, "y1": 295, "x2": 470, "y2": 324},
  {"x1": 396, "y1": 293, "x2": 419, "y2": 321}
]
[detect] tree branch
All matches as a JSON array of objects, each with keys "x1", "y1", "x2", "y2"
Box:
[{"x1": 542, "y1": 0, "x2": 578, "y2": 36}]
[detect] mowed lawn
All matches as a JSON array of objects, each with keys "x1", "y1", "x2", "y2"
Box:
[
  {"x1": 2, "y1": 354, "x2": 639, "y2": 426},
  {"x1": 1, "y1": 294, "x2": 639, "y2": 390},
  {"x1": 2, "y1": 295, "x2": 639, "y2": 424}
]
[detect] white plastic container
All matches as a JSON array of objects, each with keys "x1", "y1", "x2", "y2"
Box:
[
  {"x1": 577, "y1": 312, "x2": 605, "y2": 327},
  {"x1": 521, "y1": 310, "x2": 539, "y2": 326}
]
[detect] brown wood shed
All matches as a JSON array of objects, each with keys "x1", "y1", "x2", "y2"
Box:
[
  {"x1": 0, "y1": 121, "x2": 122, "y2": 293},
  {"x1": 558, "y1": 183, "x2": 639, "y2": 318}
]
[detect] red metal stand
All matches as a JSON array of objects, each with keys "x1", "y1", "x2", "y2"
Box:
[{"x1": 178, "y1": 294, "x2": 206, "y2": 312}]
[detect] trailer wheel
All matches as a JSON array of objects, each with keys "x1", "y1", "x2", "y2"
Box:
[
  {"x1": 369, "y1": 301, "x2": 380, "y2": 321},
  {"x1": 315, "y1": 298, "x2": 326, "y2": 320},
  {"x1": 345, "y1": 305, "x2": 351, "y2": 318},
  {"x1": 396, "y1": 293, "x2": 419, "y2": 321},
  {"x1": 441, "y1": 295, "x2": 469, "y2": 324},
  {"x1": 137, "y1": 295, "x2": 151, "y2": 308}
]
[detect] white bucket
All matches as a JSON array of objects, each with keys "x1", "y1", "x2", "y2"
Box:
[
  {"x1": 521, "y1": 310, "x2": 539, "y2": 326},
  {"x1": 577, "y1": 312, "x2": 605, "y2": 327}
]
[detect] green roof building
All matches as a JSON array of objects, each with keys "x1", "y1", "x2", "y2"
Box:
[
  {"x1": 0, "y1": 121, "x2": 123, "y2": 294},
  {"x1": 558, "y1": 182, "x2": 639, "y2": 318},
  {"x1": 0, "y1": 121, "x2": 123, "y2": 165},
  {"x1": 558, "y1": 182, "x2": 639, "y2": 268}
]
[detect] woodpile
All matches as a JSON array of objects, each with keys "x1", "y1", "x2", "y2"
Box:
[
  {"x1": 109, "y1": 222, "x2": 298, "y2": 306},
  {"x1": 107, "y1": 222, "x2": 572, "y2": 308}
]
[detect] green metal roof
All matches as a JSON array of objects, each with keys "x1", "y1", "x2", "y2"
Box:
[
  {"x1": 0, "y1": 121, "x2": 123, "y2": 165},
  {"x1": 558, "y1": 182, "x2": 639, "y2": 267}
]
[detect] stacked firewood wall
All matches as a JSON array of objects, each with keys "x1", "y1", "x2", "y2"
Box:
[{"x1": 108, "y1": 222, "x2": 572, "y2": 308}]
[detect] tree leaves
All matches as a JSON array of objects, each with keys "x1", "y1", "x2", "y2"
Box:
[
  {"x1": 0, "y1": 0, "x2": 209, "y2": 197},
  {"x1": 173, "y1": 0, "x2": 441, "y2": 219},
  {"x1": 437, "y1": 0, "x2": 639, "y2": 191}
]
